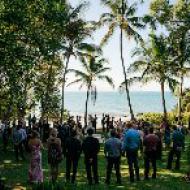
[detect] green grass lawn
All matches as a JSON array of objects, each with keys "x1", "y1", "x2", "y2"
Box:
[{"x1": 0, "y1": 137, "x2": 190, "y2": 190}]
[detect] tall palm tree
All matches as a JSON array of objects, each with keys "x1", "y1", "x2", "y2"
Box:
[
  {"x1": 99, "y1": 0, "x2": 144, "y2": 120},
  {"x1": 128, "y1": 34, "x2": 178, "y2": 120},
  {"x1": 68, "y1": 55, "x2": 114, "y2": 127},
  {"x1": 60, "y1": 3, "x2": 99, "y2": 123},
  {"x1": 168, "y1": 27, "x2": 190, "y2": 121}
]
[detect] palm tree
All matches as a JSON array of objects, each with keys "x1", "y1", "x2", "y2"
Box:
[
  {"x1": 60, "y1": 3, "x2": 99, "y2": 124},
  {"x1": 168, "y1": 27, "x2": 190, "y2": 121},
  {"x1": 99, "y1": 0, "x2": 144, "y2": 120},
  {"x1": 128, "y1": 34, "x2": 178, "y2": 120},
  {"x1": 68, "y1": 55, "x2": 114, "y2": 127}
]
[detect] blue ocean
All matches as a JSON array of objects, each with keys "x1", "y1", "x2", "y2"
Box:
[{"x1": 64, "y1": 91, "x2": 177, "y2": 117}]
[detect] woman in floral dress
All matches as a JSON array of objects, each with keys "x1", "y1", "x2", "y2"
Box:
[{"x1": 28, "y1": 130, "x2": 43, "y2": 184}]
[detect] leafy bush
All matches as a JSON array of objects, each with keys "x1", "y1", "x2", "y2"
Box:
[{"x1": 138, "y1": 112, "x2": 190, "y2": 125}]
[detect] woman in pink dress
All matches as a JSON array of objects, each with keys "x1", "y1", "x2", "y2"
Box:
[{"x1": 28, "y1": 130, "x2": 43, "y2": 184}]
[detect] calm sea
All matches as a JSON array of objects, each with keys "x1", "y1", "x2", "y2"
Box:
[{"x1": 64, "y1": 91, "x2": 177, "y2": 117}]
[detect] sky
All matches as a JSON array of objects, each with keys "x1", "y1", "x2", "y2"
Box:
[{"x1": 66, "y1": 0, "x2": 188, "y2": 92}]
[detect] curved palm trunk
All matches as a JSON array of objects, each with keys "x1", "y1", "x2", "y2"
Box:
[
  {"x1": 120, "y1": 26, "x2": 134, "y2": 120},
  {"x1": 61, "y1": 54, "x2": 71, "y2": 124},
  {"x1": 178, "y1": 74, "x2": 184, "y2": 122},
  {"x1": 161, "y1": 81, "x2": 167, "y2": 120},
  {"x1": 84, "y1": 86, "x2": 90, "y2": 128}
]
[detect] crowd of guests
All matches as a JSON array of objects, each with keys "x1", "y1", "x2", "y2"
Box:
[{"x1": 0, "y1": 114, "x2": 189, "y2": 187}]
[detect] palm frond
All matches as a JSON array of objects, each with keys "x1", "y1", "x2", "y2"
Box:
[
  {"x1": 78, "y1": 56, "x2": 90, "y2": 73},
  {"x1": 127, "y1": 17, "x2": 145, "y2": 29},
  {"x1": 98, "y1": 75, "x2": 114, "y2": 88},
  {"x1": 78, "y1": 43, "x2": 102, "y2": 55},
  {"x1": 128, "y1": 61, "x2": 147, "y2": 73},
  {"x1": 124, "y1": 24, "x2": 143, "y2": 43},
  {"x1": 142, "y1": 15, "x2": 157, "y2": 30},
  {"x1": 74, "y1": 70, "x2": 89, "y2": 79},
  {"x1": 125, "y1": 3, "x2": 137, "y2": 17},
  {"x1": 100, "y1": 22, "x2": 117, "y2": 46},
  {"x1": 67, "y1": 78, "x2": 83, "y2": 87},
  {"x1": 99, "y1": 13, "x2": 115, "y2": 26},
  {"x1": 141, "y1": 75, "x2": 154, "y2": 84},
  {"x1": 95, "y1": 67, "x2": 111, "y2": 75},
  {"x1": 167, "y1": 77, "x2": 179, "y2": 93},
  {"x1": 69, "y1": 2, "x2": 88, "y2": 20},
  {"x1": 119, "y1": 77, "x2": 141, "y2": 93}
]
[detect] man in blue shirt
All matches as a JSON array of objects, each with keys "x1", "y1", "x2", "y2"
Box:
[
  {"x1": 122, "y1": 123, "x2": 141, "y2": 182},
  {"x1": 167, "y1": 125, "x2": 185, "y2": 170},
  {"x1": 104, "y1": 129, "x2": 122, "y2": 185}
]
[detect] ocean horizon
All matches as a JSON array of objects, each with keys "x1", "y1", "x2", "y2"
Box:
[{"x1": 64, "y1": 91, "x2": 177, "y2": 117}]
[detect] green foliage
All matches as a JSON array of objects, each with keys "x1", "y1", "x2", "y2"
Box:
[
  {"x1": 0, "y1": 0, "x2": 92, "y2": 120},
  {"x1": 139, "y1": 112, "x2": 190, "y2": 125}
]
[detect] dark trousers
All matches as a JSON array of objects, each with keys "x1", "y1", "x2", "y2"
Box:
[
  {"x1": 66, "y1": 156, "x2": 79, "y2": 183},
  {"x1": 167, "y1": 147, "x2": 181, "y2": 170},
  {"x1": 102, "y1": 124, "x2": 105, "y2": 132},
  {"x1": 106, "y1": 156, "x2": 121, "y2": 184},
  {"x1": 144, "y1": 151, "x2": 157, "y2": 179},
  {"x1": 14, "y1": 143, "x2": 25, "y2": 161},
  {"x1": 85, "y1": 156, "x2": 98, "y2": 184},
  {"x1": 126, "y1": 150, "x2": 140, "y2": 182},
  {"x1": 50, "y1": 164, "x2": 59, "y2": 184}
]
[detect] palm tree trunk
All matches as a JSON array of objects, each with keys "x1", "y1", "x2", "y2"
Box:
[
  {"x1": 161, "y1": 81, "x2": 167, "y2": 120},
  {"x1": 120, "y1": 26, "x2": 134, "y2": 120},
  {"x1": 178, "y1": 74, "x2": 184, "y2": 122},
  {"x1": 61, "y1": 54, "x2": 70, "y2": 124},
  {"x1": 84, "y1": 86, "x2": 90, "y2": 128}
]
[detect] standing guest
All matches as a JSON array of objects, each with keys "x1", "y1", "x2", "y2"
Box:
[
  {"x1": 2, "y1": 121, "x2": 10, "y2": 152},
  {"x1": 43, "y1": 119, "x2": 50, "y2": 143},
  {"x1": 12, "y1": 124, "x2": 25, "y2": 161},
  {"x1": 109, "y1": 119, "x2": 114, "y2": 130},
  {"x1": 76, "y1": 116, "x2": 79, "y2": 124},
  {"x1": 143, "y1": 127, "x2": 159, "y2": 179},
  {"x1": 20, "y1": 124, "x2": 28, "y2": 151},
  {"x1": 155, "y1": 128, "x2": 163, "y2": 160},
  {"x1": 101, "y1": 114, "x2": 105, "y2": 132},
  {"x1": 28, "y1": 130, "x2": 43, "y2": 184},
  {"x1": 31, "y1": 115, "x2": 37, "y2": 125},
  {"x1": 118, "y1": 118, "x2": 123, "y2": 129},
  {"x1": 38, "y1": 117, "x2": 44, "y2": 139},
  {"x1": 160, "y1": 118, "x2": 168, "y2": 129},
  {"x1": 65, "y1": 130, "x2": 82, "y2": 184},
  {"x1": 57, "y1": 123, "x2": 67, "y2": 156},
  {"x1": 32, "y1": 123, "x2": 40, "y2": 134},
  {"x1": 28, "y1": 114, "x2": 32, "y2": 129},
  {"x1": 167, "y1": 125, "x2": 185, "y2": 170},
  {"x1": 82, "y1": 128, "x2": 100, "y2": 185},
  {"x1": 104, "y1": 129, "x2": 122, "y2": 185},
  {"x1": 122, "y1": 123, "x2": 141, "y2": 182},
  {"x1": 116, "y1": 127, "x2": 122, "y2": 139},
  {"x1": 87, "y1": 115, "x2": 93, "y2": 129},
  {"x1": 47, "y1": 128, "x2": 62, "y2": 184},
  {"x1": 106, "y1": 115, "x2": 110, "y2": 132},
  {"x1": 111, "y1": 117, "x2": 114, "y2": 128},
  {"x1": 164, "y1": 124, "x2": 171, "y2": 148},
  {"x1": 93, "y1": 114, "x2": 97, "y2": 133},
  {"x1": 178, "y1": 123, "x2": 187, "y2": 136}
]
